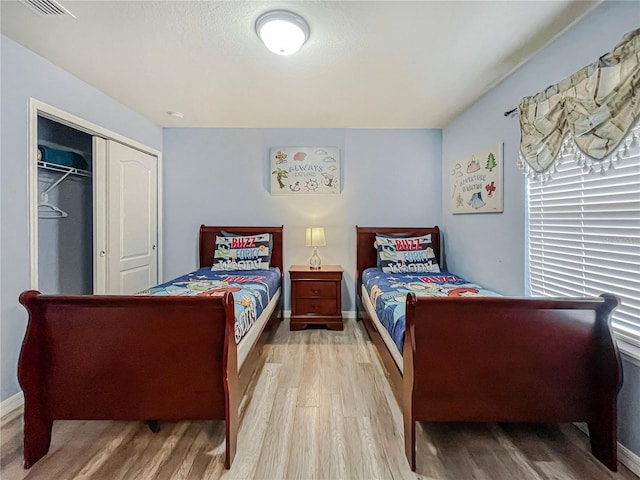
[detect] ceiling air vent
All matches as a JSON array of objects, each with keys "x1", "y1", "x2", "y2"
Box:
[{"x1": 19, "y1": 0, "x2": 75, "y2": 17}]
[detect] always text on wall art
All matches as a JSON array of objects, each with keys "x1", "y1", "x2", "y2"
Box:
[
  {"x1": 449, "y1": 142, "x2": 503, "y2": 214},
  {"x1": 270, "y1": 147, "x2": 340, "y2": 195}
]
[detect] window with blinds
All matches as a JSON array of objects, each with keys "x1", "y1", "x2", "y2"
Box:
[{"x1": 527, "y1": 122, "x2": 640, "y2": 351}]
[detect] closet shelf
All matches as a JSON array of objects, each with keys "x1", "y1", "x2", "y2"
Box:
[
  {"x1": 37, "y1": 161, "x2": 91, "y2": 219},
  {"x1": 38, "y1": 160, "x2": 91, "y2": 178}
]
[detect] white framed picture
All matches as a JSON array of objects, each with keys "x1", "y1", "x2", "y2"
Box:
[
  {"x1": 270, "y1": 147, "x2": 340, "y2": 195},
  {"x1": 449, "y1": 142, "x2": 503, "y2": 214}
]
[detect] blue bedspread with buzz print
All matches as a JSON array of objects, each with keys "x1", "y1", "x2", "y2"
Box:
[
  {"x1": 138, "y1": 267, "x2": 281, "y2": 344},
  {"x1": 362, "y1": 268, "x2": 501, "y2": 355}
]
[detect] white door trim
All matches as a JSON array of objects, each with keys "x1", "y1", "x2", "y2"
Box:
[
  {"x1": 93, "y1": 137, "x2": 107, "y2": 294},
  {"x1": 28, "y1": 98, "x2": 163, "y2": 290}
]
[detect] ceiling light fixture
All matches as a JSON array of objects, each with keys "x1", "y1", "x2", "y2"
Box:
[{"x1": 255, "y1": 10, "x2": 309, "y2": 56}]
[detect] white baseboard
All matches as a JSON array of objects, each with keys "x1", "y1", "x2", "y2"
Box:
[
  {"x1": 616, "y1": 335, "x2": 640, "y2": 365},
  {"x1": 574, "y1": 423, "x2": 640, "y2": 476},
  {"x1": 0, "y1": 391, "x2": 24, "y2": 419},
  {"x1": 619, "y1": 442, "x2": 640, "y2": 477}
]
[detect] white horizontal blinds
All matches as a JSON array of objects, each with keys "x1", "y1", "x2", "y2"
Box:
[{"x1": 527, "y1": 122, "x2": 640, "y2": 346}]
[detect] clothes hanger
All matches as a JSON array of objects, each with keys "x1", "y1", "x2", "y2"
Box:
[
  {"x1": 38, "y1": 169, "x2": 71, "y2": 218},
  {"x1": 38, "y1": 192, "x2": 68, "y2": 218}
]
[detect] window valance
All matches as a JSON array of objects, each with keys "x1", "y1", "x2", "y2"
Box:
[{"x1": 518, "y1": 28, "x2": 640, "y2": 178}]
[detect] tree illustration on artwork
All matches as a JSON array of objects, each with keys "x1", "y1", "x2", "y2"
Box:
[
  {"x1": 486, "y1": 152, "x2": 497, "y2": 172},
  {"x1": 272, "y1": 168, "x2": 288, "y2": 189}
]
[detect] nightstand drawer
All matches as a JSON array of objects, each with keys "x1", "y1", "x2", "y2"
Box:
[
  {"x1": 296, "y1": 298, "x2": 337, "y2": 315},
  {"x1": 289, "y1": 264, "x2": 343, "y2": 331},
  {"x1": 296, "y1": 281, "x2": 335, "y2": 298}
]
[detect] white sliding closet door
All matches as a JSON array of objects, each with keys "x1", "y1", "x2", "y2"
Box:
[{"x1": 106, "y1": 140, "x2": 158, "y2": 294}]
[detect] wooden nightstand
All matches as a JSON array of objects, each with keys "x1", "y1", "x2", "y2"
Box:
[{"x1": 289, "y1": 265, "x2": 343, "y2": 331}]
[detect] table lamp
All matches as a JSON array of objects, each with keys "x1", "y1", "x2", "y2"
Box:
[{"x1": 305, "y1": 227, "x2": 326, "y2": 269}]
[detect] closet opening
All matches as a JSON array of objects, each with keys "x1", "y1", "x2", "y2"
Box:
[
  {"x1": 29, "y1": 99, "x2": 163, "y2": 295},
  {"x1": 37, "y1": 116, "x2": 93, "y2": 294}
]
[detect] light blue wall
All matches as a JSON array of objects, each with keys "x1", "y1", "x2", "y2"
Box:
[
  {"x1": 0, "y1": 35, "x2": 163, "y2": 402},
  {"x1": 162, "y1": 128, "x2": 442, "y2": 311},
  {"x1": 2, "y1": 2, "x2": 638, "y2": 460},
  {"x1": 441, "y1": 0, "x2": 640, "y2": 458}
]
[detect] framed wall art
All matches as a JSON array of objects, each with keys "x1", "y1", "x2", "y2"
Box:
[
  {"x1": 449, "y1": 142, "x2": 503, "y2": 214},
  {"x1": 270, "y1": 147, "x2": 340, "y2": 195}
]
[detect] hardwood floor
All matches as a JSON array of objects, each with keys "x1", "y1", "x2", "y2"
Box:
[{"x1": 1, "y1": 318, "x2": 637, "y2": 480}]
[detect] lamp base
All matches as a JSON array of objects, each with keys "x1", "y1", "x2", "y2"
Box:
[{"x1": 309, "y1": 247, "x2": 322, "y2": 269}]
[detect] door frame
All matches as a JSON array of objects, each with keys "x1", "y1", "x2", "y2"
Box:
[{"x1": 28, "y1": 98, "x2": 163, "y2": 291}]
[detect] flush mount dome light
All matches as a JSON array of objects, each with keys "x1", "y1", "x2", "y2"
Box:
[{"x1": 255, "y1": 10, "x2": 309, "y2": 56}]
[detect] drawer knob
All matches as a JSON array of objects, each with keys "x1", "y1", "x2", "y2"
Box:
[{"x1": 311, "y1": 289, "x2": 320, "y2": 294}]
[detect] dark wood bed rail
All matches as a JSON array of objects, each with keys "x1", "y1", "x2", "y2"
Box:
[{"x1": 198, "y1": 224, "x2": 286, "y2": 386}]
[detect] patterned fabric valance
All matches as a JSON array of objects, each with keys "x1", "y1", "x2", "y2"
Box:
[{"x1": 518, "y1": 28, "x2": 640, "y2": 178}]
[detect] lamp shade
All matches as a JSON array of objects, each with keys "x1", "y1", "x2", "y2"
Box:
[
  {"x1": 305, "y1": 227, "x2": 326, "y2": 247},
  {"x1": 255, "y1": 10, "x2": 309, "y2": 56}
]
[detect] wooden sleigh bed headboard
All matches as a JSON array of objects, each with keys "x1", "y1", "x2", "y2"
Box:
[{"x1": 355, "y1": 226, "x2": 441, "y2": 288}]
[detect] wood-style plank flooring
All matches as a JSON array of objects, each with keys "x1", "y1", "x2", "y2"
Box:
[{"x1": 1, "y1": 318, "x2": 637, "y2": 480}]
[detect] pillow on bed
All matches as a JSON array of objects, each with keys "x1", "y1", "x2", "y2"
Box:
[
  {"x1": 373, "y1": 232, "x2": 414, "y2": 267},
  {"x1": 375, "y1": 234, "x2": 440, "y2": 274},
  {"x1": 212, "y1": 233, "x2": 271, "y2": 271}
]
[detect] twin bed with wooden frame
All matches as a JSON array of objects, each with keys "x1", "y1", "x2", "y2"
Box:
[
  {"x1": 18, "y1": 225, "x2": 284, "y2": 470},
  {"x1": 355, "y1": 226, "x2": 622, "y2": 472}
]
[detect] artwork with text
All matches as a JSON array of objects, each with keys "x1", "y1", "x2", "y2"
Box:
[{"x1": 270, "y1": 147, "x2": 340, "y2": 195}]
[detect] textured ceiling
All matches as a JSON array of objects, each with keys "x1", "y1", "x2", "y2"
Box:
[{"x1": 1, "y1": 1, "x2": 600, "y2": 128}]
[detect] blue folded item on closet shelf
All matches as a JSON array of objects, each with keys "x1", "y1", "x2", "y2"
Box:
[{"x1": 38, "y1": 145, "x2": 88, "y2": 170}]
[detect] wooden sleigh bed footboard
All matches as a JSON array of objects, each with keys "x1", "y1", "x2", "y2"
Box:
[
  {"x1": 18, "y1": 225, "x2": 284, "y2": 470},
  {"x1": 355, "y1": 226, "x2": 622, "y2": 472},
  {"x1": 402, "y1": 294, "x2": 621, "y2": 471},
  {"x1": 18, "y1": 292, "x2": 240, "y2": 469}
]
